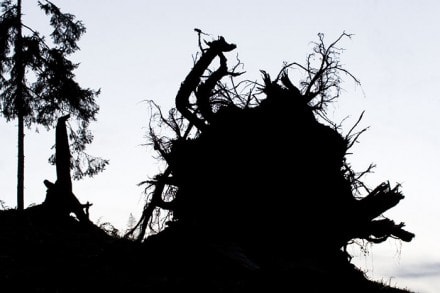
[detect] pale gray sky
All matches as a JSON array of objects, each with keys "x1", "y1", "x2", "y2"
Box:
[{"x1": 1, "y1": 1, "x2": 439, "y2": 292}]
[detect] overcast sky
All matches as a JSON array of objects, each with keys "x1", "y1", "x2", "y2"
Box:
[{"x1": 1, "y1": 1, "x2": 439, "y2": 292}]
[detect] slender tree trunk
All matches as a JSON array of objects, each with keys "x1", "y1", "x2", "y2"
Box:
[
  {"x1": 17, "y1": 116, "x2": 24, "y2": 210},
  {"x1": 15, "y1": 0, "x2": 25, "y2": 211}
]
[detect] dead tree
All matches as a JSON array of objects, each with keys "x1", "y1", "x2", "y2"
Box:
[
  {"x1": 43, "y1": 115, "x2": 91, "y2": 223},
  {"x1": 129, "y1": 32, "x2": 414, "y2": 260}
]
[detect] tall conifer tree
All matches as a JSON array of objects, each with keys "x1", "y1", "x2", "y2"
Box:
[{"x1": 0, "y1": 0, "x2": 107, "y2": 210}]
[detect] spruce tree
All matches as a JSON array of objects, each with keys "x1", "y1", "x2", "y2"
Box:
[{"x1": 0, "y1": 0, "x2": 107, "y2": 210}]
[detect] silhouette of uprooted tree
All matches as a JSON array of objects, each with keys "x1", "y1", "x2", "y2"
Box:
[{"x1": 128, "y1": 32, "x2": 414, "y2": 261}]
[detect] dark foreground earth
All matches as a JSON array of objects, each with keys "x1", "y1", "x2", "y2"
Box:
[{"x1": 0, "y1": 205, "x2": 413, "y2": 293}]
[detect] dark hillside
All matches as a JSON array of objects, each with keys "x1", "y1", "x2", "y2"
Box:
[{"x1": 0, "y1": 207, "x2": 413, "y2": 292}]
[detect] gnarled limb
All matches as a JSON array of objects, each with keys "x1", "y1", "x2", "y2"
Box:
[
  {"x1": 175, "y1": 36, "x2": 236, "y2": 131},
  {"x1": 356, "y1": 218, "x2": 415, "y2": 244},
  {"x1": 196, "y1": 52, "x2": 228, "y2": 122},
  {"x1": 126, "y1": 167, "x2": 175, "y2": 240},
  {"x1": 358, "y1": 182, "x2": 405, "y2": 221},
  {"x1": 196, "y1": 52, "x2": 243, "y2": 122}
]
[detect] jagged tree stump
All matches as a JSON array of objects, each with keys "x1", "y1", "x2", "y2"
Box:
[{"x1": 43, "y1": 115, "x2": 91, "y2": 223}]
